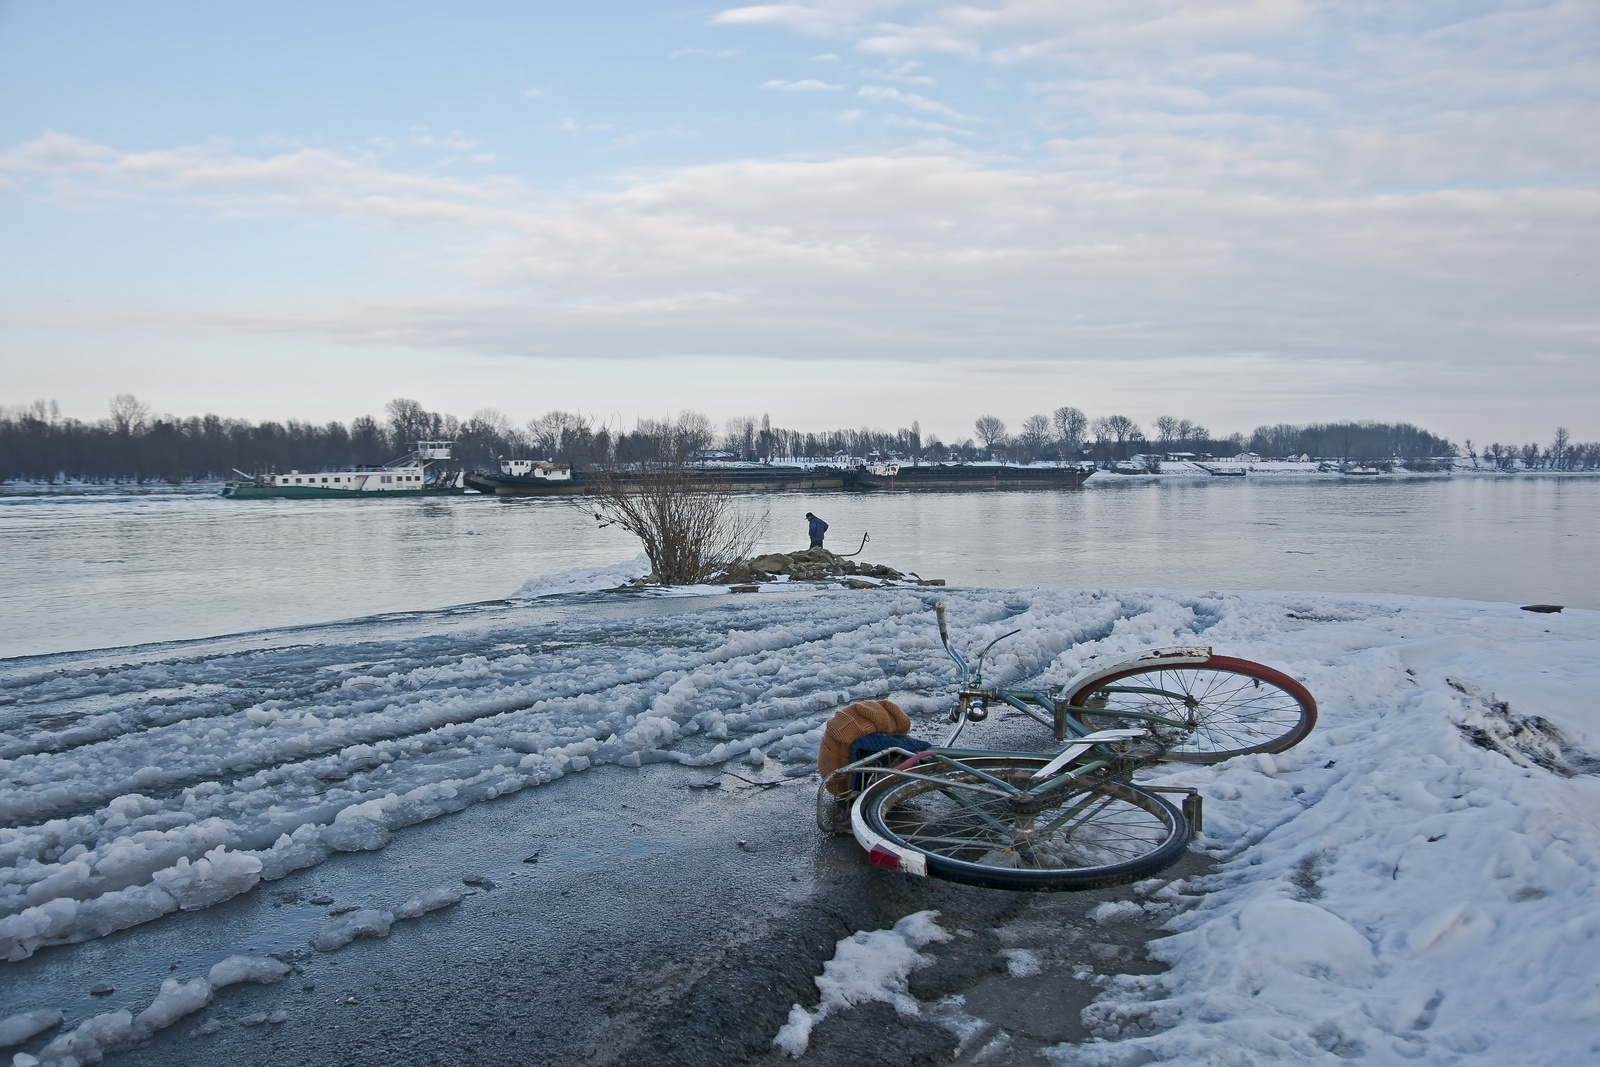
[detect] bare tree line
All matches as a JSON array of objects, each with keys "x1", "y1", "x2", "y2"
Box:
[
  {"x1": 1245, "y1": 422, "x2": 1456, "y2": 465},
  {"x1": 1466, "y1": 429, "x2": 1600, "y2": 472},
  {"x1": 4, "y1": 394, "x2": 1597, "y2": 482},
  {"x1": 968, "y1": 409, "x2": 1235, "y2": 464}
]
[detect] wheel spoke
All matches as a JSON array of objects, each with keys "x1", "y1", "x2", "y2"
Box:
[{"x1": 1073, "y1": 661, "x2": 1313, "y2": 761}]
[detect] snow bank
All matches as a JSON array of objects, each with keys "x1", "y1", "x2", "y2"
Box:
[
  {"x1": 2, "y1": 580, "x2": 1596, "y2": 1065},
  {"x1": 507, "y1": 556, "x2": 651, "y2": 598},
  {"x1": 1047, "y1": 598, "x2": 1600, "y2": 1066},
  {"x1": 773, "y1": 910, "x2": 950, "y2": 1057}
]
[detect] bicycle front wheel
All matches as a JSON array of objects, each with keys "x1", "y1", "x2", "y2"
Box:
[
  {"x1": 1065, "y1": 657, "x2": 1316, "y2": 763},
  {"x1": 855, "y1": 757, "x2": 1189, "y2": 891}
]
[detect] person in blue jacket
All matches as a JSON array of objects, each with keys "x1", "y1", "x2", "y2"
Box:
[{"x1": 805, "y1": 512, "x2": 828, "y2": 549}]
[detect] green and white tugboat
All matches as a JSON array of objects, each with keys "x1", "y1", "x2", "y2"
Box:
[{"x1": 221, "y1": 441, "x2": 466, "y2": 499}]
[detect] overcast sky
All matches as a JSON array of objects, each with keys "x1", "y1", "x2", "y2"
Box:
[{"x1": 2, "y1": 1, "x2": 1596, "y2": 445}]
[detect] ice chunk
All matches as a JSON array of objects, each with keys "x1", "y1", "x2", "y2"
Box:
[
  {"x1": 310, "y1": 908, "x2": 394, "y2": 952},
  {"x1": 37, "y1": 1009, "x2": 133, "y2": 1064},
  {"x1": 1002, "y1": 949, "x2": 1042, "y2": 978},
  {"x1": 149, "y1": 847, "x2": 262, "y2": 911},
  {"x1": 773, "y1": 910, "x2": 949, "y2": 1057},
  {"x1": 75, "y1": 884, "x2": 179, "y2": 940},
  {"x1": 256, "y1": 824, "x2": 332, "y2": 881},
  {"x1": 509, "y1": 556, "x2": 650, "y2": 598},
  {"x1": 0, "y1": 1009, "x2": 63, "y2": 1048},
  {"x1": 0, "y1": 898, "x2": 78, "y2": 963},
  {"x1": 135, "y1": 978, "x2": 211, "y2": 1032},
  {"x1": 393, "y1": 886, "x2": 465, "y2": 920},
  {"x1": 322, "y1": 798, "x2": 396, "y2": 852},
  {"x1": 207, "y1": 955, "x2": 291, "y2": 989},
  {"x1": 1089, "y1": 900, "x2": 1144, "y2": 925}
]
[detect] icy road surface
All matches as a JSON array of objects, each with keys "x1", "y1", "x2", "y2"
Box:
[{"x1": 2, "y1": 583, "x2": 1598, "y2": 1064}]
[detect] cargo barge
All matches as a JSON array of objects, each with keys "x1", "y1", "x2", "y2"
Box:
[
  {"x1": 847, "y1": 463, "x2": 1096, "y2": 490},
  {"x1": 464, "y1": 462, "x2": 848, "y2": 496}
]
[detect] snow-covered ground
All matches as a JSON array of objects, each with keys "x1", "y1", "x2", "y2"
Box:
[{"x1": 2, "y1": 578, "x2": 1596, "y2": 1063}]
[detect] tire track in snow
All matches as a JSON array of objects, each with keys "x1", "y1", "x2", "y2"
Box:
[
  {"x1": 0, "y1": 603, "x2": 939, "y2": 825},
  {"x1": 3, "y1": 593, "x2": 994, "y2": 947},
  {"x1": 1, "y1": 587, "x2": 1178, "y2": 961}
]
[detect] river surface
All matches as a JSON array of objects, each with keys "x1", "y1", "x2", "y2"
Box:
[{"x1": 1, "y1": 474, "x2": 1595, "y2": 658}]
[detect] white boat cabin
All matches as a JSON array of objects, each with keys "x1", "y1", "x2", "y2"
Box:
[
  {"x1": 499, "y1": 459, "x2": 573, "y2": 481},
  {"x1": 268, "y1": 466, "x2": 430, "y2": 490}
]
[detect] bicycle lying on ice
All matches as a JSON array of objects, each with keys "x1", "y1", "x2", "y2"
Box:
[{"x1": 818, "y1": 603, "x2": 1318, "y2": 891}]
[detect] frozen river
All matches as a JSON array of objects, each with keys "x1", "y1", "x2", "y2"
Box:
[{"x1": 2, "y1": 474, "x2": 1596, "y2": 659}]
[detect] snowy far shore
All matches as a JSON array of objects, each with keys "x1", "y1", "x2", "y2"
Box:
[
  {"x1": 1, "y1": 578, "x2": 1596, "y2": 1063},
  {"x1": 4, "y1": 462, "x2": 1600, "y2": 495}
]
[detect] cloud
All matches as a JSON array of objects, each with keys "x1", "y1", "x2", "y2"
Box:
[
  {"x1": 761, "y1": 78, "x2": 845, "y2": 91},
  {"x1": 14, "y1": 131, "x2": 1591, "y2": 397},
  {"x1": 722, "y1": 1, "x2": 1316, "y2": 61},
  {"x1": 410, "y1": 129, "x2": 480, "y2": 151},
  {"x1": 711, "y1": 2, "x2": 896, "y2": 36},
  {"x1": 860, "y1": 59, "x2": 936, "y2": 85},
  {"x1": 856, "y1": 84, "x2": 972, "y2": 121},
  {"x1": 0, "y1": 131, "x2": 525, "y2": 226},
  {"x1": 522, "y1": 88, "x2": 544, "y2": 98},
  {"x1": 882, "y1": 115, "x2": 971, "y2": 137}
]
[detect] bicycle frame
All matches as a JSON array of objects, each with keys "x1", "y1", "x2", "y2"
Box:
[
  {"x1": 818, "y1": 737, "x2": 1202, "y2": 874},
  {"x1": 935, "y1": 603, "x2": 1214, "y2": 742},
  {"x1": 818, "y1": 740, "x2": 1133, "y2": 836}
]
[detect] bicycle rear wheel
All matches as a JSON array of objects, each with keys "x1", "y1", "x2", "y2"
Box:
[
  {"x1": 1065, "y1": 657, "x2": 1316, "y2": 763},
  {"x1": 854, "y1": 757, "x2": 1189, "y2": 891}
]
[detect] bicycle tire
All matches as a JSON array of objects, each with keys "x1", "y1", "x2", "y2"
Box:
[
  {"x1": 1064, "y1": 656, "x2": 1316, "y2": 764},
  {"x1": 854, "y1": 756, "x2": 1189, "y2": 891}
]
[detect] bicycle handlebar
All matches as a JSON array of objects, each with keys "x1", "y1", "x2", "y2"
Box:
[{"x1": 934, "y1": 602, "x2": 970, "y2": 684}]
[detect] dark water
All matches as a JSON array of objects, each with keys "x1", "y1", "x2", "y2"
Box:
[{"x1": 2, "y1": 475, "x2": 1594, "y2": 658}]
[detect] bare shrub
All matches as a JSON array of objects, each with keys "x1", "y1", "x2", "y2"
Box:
[{"x1": 589, "y1": 423, "x2": 766, "y2": 585}]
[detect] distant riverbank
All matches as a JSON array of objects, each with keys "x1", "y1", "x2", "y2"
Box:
[{"x1": 4, "y1": 462, "x2": 1599, "y2": 497}]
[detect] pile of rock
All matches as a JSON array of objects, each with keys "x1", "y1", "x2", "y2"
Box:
[{"x1": 713, "y1": 548, "x2": 942, "y2": 589}]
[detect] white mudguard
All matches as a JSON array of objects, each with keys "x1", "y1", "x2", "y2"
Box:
[
  {"x1": 851, "y1": 793, "x2": 929, "y2": 876},
  {"x1": 1065, "y1": 647, "x2": 1213, "y2": 699}
]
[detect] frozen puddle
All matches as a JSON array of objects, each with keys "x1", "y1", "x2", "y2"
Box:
[{"x1": 2, "y1": 582, "x2": 1599, "y2": 1064}]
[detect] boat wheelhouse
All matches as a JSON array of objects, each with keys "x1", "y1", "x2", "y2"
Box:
[{"x1": 497, "y1": 459, "x2": 573, "y2": 483}]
